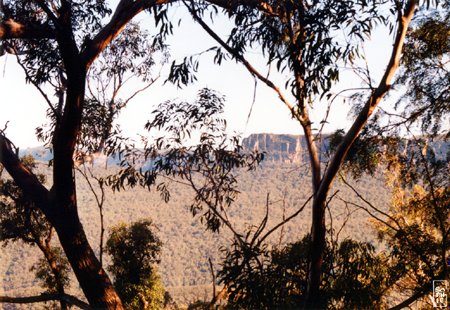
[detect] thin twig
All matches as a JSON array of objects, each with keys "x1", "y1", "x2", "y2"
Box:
[
  {"x1": 185, "y1": 1, "x2": 295, "y2": 112},
  {"x1": 258, "y1": 194, "x2": 313, "y2": 245},
  {"x1": 13, "y1": 47, "x2": 59, "y2": 119}
]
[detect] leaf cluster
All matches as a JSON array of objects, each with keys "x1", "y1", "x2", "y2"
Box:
[
  {"x1": 192, "y1": 0, "x2": 389, "y2": 101},
  {"x1": 374, "y1": 137, "x2": 449, "y2": 296},
  {"x1": 219, "y1": 234, "x2": 391, "y2": 309},
  {"x1": 30, "y1": 246, "x2": 71, "y2": 294},
  {"x1": 106, "y1": 220, "x2": 162, "y2": 284},
  {"x1": 395, "y1": 8, "x2": 450, "y2": 136},
  {"x1": 105, "y1": 220, "x2": 164, "y2": 310},
  {"x1": 2, "y1": 0, "x2": 111, "y2": 85},
  {"x1": 143, "y1": 88, "x2": 264, "y2": 232},
  {"x1": 328, "y1": 128, "x2": 382, "y2": 178},
  {"x1": 0, "y1": 156, "x2": 50, "y2": 245},
  {"x1": 106, "y1": 88, "x2": 263, "y2": 233}
]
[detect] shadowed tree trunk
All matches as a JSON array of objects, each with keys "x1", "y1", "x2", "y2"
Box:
[{"x1": 0, "y1": 0, "x2": 419, "y2": 308}]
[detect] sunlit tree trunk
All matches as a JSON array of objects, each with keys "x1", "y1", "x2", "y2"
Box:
[{"x1": 302, "y1": 2, "x2": 417, "y2": 307}]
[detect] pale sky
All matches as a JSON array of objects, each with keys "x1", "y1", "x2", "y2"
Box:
[{"x1": 0, "y1": 4, "x2": 394, "y2": 148}]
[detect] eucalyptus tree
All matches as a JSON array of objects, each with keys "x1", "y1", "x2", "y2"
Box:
[
  {"x1": 0, "y1": 0, "x2": 442, "y2": 309},
  {"x1": 106, "y1": 220, "x2": 165, "y2": 310},
  {"x1": 0, "y1": 1, "x2": 170, "y2": 307},
  {"x1": 0, "y1": 155, "x2": 73, "y2": 309},
  {"x1": 178, "y1": 0, "x2": 427, "y2": 307},
  {"x1": 0, "y1": 0, "x2": 278, "y2": 308},
  {"x1": 350, "y1": 9, "x2": 449, "y2": 307}
]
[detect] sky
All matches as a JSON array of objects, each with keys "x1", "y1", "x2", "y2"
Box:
[{"x1": 0, "y1": 3, "x2": 394, "y2": 149}]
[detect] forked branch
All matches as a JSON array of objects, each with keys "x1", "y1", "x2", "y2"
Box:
[
  {"x1": 0, "y1": 133, "x2": 50, "y2": 213},
  {"x1": 316, "y1": 0, "x2": 418, "y2": 205}
]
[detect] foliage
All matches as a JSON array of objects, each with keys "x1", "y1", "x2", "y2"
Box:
[
  {"x1": 144, "y1": 88, "x2": 264, "y2": 232},
  {"x1": 394, "y1": 6, "x2": 449, "y2": 136},
  {"x1": 34, "y1": 21, "x2": 166, "y2": 156},
  {"x1": 30, "y1": 246, "x2": 71, "y2": 293},
  {"x1": 219, "y1": 234, "x2": 391, "y2": 309},
  {"x1": 328, "y1": 129, "x2": 382, "y2": 178},
  {"x1": 106, "y1": 220, "x2": 165, "y2": 309},
  {"x1": 355, "y1": 11, "x2": 449, "y2": 304},
  {"x1": 373, "y1": 136, "x2": 449, "y2": 304},
  {"x1": 327, "y1": 6, "x2": 449, "y2": 304},
  {"x1": 3, "y1": 0, "x2": 111, "y2": 84},
  {"x1": 0, "y1": 155, "x2": 72, "y2": 308},
  {"x1": 0, "y1": 0, "x2": 444, "y2": 308},
  {"x1": 107, "y1": 88, "x2": 264, "y2": 233},
  {"x1": 184, "y1": 0, "x2": 389, "y2": 101},
  {"x1": 78, "y1": 22, "x2": 168, "y2": 157},
  {"x1": 0, "y1": 156, "x2": 50, "y2": 245}
]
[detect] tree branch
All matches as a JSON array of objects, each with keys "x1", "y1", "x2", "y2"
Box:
[
  {"x1": 258, "y1": 194, "x2": 312, "y2": 245},
  {"x1": 185, "y1": 2, "x2": 294, "y2": 112},
  {"x1": 389, "y1": 286, "x2": 430, "y2": 310},
  {"x1": 0, "y1": 133, "x2": 50, "y2": 213},
  {"x1": 206, "y1": 0, "x2": 278, "y2": 16},
  {"x1": 0, "y1": 293, "x2": 91, "y2": 309},
  {"x1": 82, "y1": 0, "x2": 164, "y2": 68},
  {"x1": 0, "y1": 18, "x2": 55, "y2": 39},
  {"x1": 316, "y1": 0, "x2": 417, "y2": 205}
]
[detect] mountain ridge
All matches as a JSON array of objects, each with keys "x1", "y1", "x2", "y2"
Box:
[{"x1": 18, "y1": 133, "x2": 448, "y2": 165}]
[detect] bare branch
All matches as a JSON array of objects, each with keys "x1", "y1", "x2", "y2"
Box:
[
  {"x1": 119, "y1": 75, "x2": 160, "y2": 109},
  {"x1": 76, "y1": 167, "x2": 106, "y2": 266},
  {"x1": 339, "y1": 174, "x2": 400, "y2": 227},
  {"x1": 185, "y1": 2, "x2": 295, "y2": 112},
  {"x1": 0, "y1": 293, "x2": 91, "y2": 309},
  {"x1": 258, "y1": 194, "x2": 312, "y2": 245},
  {"x1": 208, "y1": 257, "x2": 217, "y2": 306},
  {"x1": 13, "y1": 47, "x2": 59, "y2": 119},
  {"x1": 389, "y1": 286, "x2": 430, "y2": 310}
]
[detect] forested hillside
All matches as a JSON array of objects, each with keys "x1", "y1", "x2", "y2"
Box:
[{"x1": 1, "y1": 135, "x2": 392, "y2": 307}]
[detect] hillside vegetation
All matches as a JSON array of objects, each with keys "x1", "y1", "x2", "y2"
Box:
[{"x1": 0, "y1": 154, "x2": 390, "y2": 307}]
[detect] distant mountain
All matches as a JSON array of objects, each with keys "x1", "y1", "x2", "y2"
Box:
[
  {"x1": 3, "y1": 133, "x2": 447, "y2": 305},
  {"x1": 243, "y1": 133, "x2": 449, "y2": 163},
  {"x1": 242, "y1": 133, "x2": 329, "y2": 164},
  {"x1": 18, "y1": 134, "x2": 448, "y2": 165}
]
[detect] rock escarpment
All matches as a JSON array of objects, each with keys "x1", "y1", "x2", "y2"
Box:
[{"x1": 242, "y1": 133, "x2": 321, "y2": 164}]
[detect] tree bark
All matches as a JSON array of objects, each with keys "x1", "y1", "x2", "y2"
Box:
[
  {"x1": 0, "y1": 293, "x2": 91, "y2": 309},
  {"x1": 303, "y1": 1, "x2": 418, "y2": 308},
  {"x1": 50, "y1": 208, "x2": 122, "y2": 308},
  {"x1": 305, "y1": 199, "x2": 326, "y2": 308},
  {"x1": 1, "y1": 130, "x2": 123, "y2": 308},
  {"x1": 0, "y1": 18, "x2": 55, "y2": 39},
  {"x1": 49, "y1": 53, "x2": 124, "y2": 310}
]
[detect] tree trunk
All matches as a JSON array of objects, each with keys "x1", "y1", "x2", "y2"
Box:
[
  {"x1": 305, "y1": 198, "x2": 326, "y2": 309},
  {"x1": 48, "y1": 56, "x2": 124, "y2": 307},
  {"x1": 1, "y1": 133, "x2": 123, "y2": 308},
  {"x1": 50, "y1": 208, "x2": 122, "y2": 308},
  {"x1": 302, "y1": 2, "x2": 417, "y2": 307}
]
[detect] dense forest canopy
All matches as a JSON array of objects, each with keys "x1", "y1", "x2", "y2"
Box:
[{"x1": 0, "y1": 0, "x2": 448, "y2": 309}]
